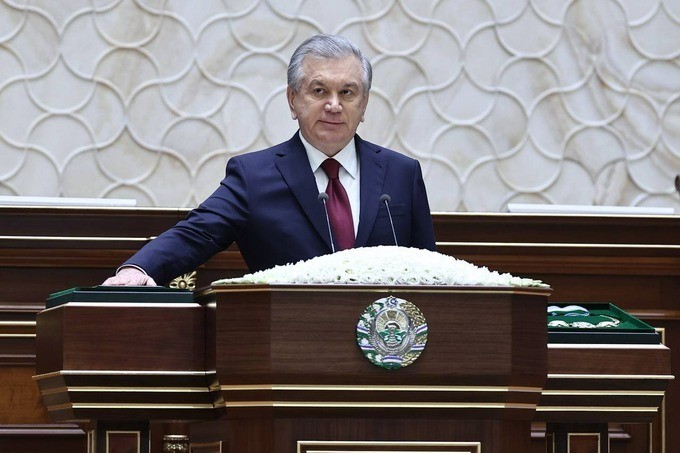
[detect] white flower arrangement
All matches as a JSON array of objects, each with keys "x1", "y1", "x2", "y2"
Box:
[{"x1": 213, "y1": 246, "x2": 548, "y2": 288}]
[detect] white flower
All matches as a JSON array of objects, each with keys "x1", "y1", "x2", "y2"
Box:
[{"x1": 212, "y1": 246, "x2": 548, "y2": 288}]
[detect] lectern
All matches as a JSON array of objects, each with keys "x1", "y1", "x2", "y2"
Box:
[
  {"x1": 538, "y1": 303, "x2": 673, "y2": 452},
  {"x1": 35, "y1": 284, "x2": 550, "y2": 453},
  {"x1": 33, "y1": 287, "x2": 217, "y2": 453},
  {"x1": 193, "y1": 284, "x2": 549, "y2": 452}
]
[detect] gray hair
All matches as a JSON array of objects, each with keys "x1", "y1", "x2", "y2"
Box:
[{"x1": 287, "y1": 34, "x2": 372, "y2": 95}]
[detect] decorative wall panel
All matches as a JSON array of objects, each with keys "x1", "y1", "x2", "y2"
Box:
[{"x1": 0, "y1": 0, "x2": 678, "y2": 211}]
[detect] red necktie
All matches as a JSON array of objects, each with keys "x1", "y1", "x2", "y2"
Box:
[{"x1": 321, "y1": 158, "x2": 355, "y2": 250}]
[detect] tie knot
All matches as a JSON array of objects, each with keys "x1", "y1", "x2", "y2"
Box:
[{"x1": 321, "y1": 158, "x2": 341, "y2": 179}]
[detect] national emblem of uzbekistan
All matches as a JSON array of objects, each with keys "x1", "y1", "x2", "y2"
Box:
[{"x1": 356, "y1": 296, "x2": 428, "y2": 369}]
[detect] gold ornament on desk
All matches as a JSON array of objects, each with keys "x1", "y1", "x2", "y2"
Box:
[
  {"x1": 163, "y1": 434, "x2": 189, "y2": 452},
  {"x1": 356, "y1": 296, "x2": 428, "y2": 369},
  {"x1": 169, "y1": 271, "x2": 197, "y2": 291}
]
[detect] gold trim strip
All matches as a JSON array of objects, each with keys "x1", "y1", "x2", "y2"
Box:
[
  {"x1": 33, "y1": 370, "x2": 215, "y2": 380},
  {"x1": 211, "y1": 286, "x2": 550, "y2": 296},
  {"x1": 297, "y1": 439, "x2": 482, "y2": 452},
  {"x1": 0, "y1": 235, "x2": 151, "y2": 242},
  {"x1": 299, "y1": 440, "x2": 482, "y2": 446},
  {"x1": 0, "y1": 205, "x2": 185, "y2": 212},
  {"x1": 47, "y1": 402, "x2": 215, "y2": 411},
  {"x1": 549, "y1": 343, "x2": 668, "y2": 350},
  {"x1": 542, "y1": 390, "x2": 665, "y2": 396},
  {"x1": 223, "y1": 401, "x2": 537, "y2": 409},
  {"x1": 220, "y1": 384, "x2": 542, "y2": 393},
  {"x1": 41, "y1": 386, "x2": 212, "y2": 396},
  {"x1": 437, "y1": 241, "x2": 680, "y2": 250},
  {"x1": 567, "y1": 433, "x2": 600, "y2": 453},
  {"x1": 548, "y1": 373, "x2": 675, "y2": 380},
  {"x1": 42, "y1": 302, "x2": 199, "y2": 311},
  {"x1": 0, "y1": 333, "x2": 35, "y2": 337},
  {"x1": 190, "y1": 440, "x2": 223, "y2": 452},
  {"x1": 106, "y1": 431, "x2": 140, "y2": 453},
  {"x1": 0, "y1": 321, "x2": 36, "y2": 326},
  {"x1": 431, "y1": 211, "x2": 674, "y2": 219},
  {"x1": 537, "y1": 406, "x2": 658, "y2": 412}
]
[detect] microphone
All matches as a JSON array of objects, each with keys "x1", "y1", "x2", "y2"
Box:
[
  {"x1": 380, "y1": 194, "x2": 398, "y2": 246},
  {"x1": 318, "y1": 192, "x2": 335, "y2": 253},
  {"x1": 675, "y1": 175, "x2": 680, "y2": 214}
]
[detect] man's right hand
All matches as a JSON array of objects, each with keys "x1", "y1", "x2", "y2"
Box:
[{"x1": 102, "y1": 267, "x2": 157, "y2": 286}]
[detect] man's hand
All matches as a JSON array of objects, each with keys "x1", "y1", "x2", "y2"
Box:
[{"x1": 102, "y1": 267, "x2": 157, "y2": 286}]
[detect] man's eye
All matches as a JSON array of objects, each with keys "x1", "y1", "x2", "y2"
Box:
[{"x1": 313, "y1": 88, "x2": 325, "y2": 95}]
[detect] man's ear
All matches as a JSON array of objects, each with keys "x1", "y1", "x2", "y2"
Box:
[
  {"x1": 286, "y1": 86, "x2": 297, "y2": 120},
  {"x1": 360, "y1": 92, "x2": 369, "y2": 122}
]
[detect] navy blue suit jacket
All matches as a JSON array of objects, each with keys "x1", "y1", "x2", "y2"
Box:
[{"x1": 125, "y1": 133, "x2": 436, "y2": 283}]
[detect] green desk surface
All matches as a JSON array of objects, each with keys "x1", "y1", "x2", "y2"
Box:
[
  {"x1": 547, "y1": 302, "x2": 659, "y2": 344},
  {"x1": 46, "y1": 286, "x2": 193, "y2": 308}
]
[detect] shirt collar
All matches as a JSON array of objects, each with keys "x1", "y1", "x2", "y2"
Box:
[{"x1": 299, "y1": 131, "x2": 358, "y2": 179}]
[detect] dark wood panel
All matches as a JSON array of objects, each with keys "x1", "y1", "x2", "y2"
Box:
[
  {"x1": 0, "y1": 206, "x2": 189, "y2": 237},
  {"x1": 546, "y1": 346, "x2": 670, "y2": 375},
  {"x1": 432, "y1": 213, "x2": 679, "y2": 453},
  {"x1": 1, "y1": 207, "x2": 678, "y2": 453},
  {"x1": 191, "y1": 418, "x2": 531, "y2": 453},
  {"x1": 0, "y1": 425, "x2": 86, "y2": 453},
  {"x1": 0, "y1": 367, "x2": 47, "y2": 423},
  {"x1": 433, "y1": 212, "x2": 680, "y2": 244},
  {"x1": 206, "y1": 286, "x2": 549, "y2": 387},
  {"x1": 36, "y1": 304, "x2": 205, "y2": 374}
]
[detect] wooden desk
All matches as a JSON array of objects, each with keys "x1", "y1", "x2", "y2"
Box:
[{"x1": 1, "y1": 207, "x2": 678, "y2": 452}]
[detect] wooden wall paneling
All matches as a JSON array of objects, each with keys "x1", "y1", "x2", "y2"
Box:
[
  {"x1": 2, "y1": 207, "x2": 678, "y2": 452},
  {"x1": 0, "y1": 206, "x2": 215, "y2": 453},
  {"x1": 433, "y1": 213, "x2": 679, "y2": 453}
]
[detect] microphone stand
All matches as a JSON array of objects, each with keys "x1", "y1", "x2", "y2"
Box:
[
  {"x1": 318, "y1": 192, "x2": 336, "y2": 253},
  {"x1": 380, "y1": 194, "x2": 398, "y2": 246}
]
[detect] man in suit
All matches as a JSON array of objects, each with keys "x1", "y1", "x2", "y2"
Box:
[{"x1": 104, "y1": 34, "x2": 435, "y2": 286}]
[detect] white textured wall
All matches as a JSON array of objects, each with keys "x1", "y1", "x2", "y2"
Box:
[{"x1": 0, "y1": 0, "x2": 678, "y2": 211}]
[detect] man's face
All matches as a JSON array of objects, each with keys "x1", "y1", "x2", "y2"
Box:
[{"x1": 287, "y1": 55, "x2": 369, "y2": 157}]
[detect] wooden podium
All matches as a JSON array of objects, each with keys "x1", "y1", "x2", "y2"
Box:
[
  {"x1": 33, "y1": 287, "x2": 217, "y2": 452},
  {"x1": 194, "y1": 285, "x2": 549, "y2": 453},
  {"x1": 35, "y1": 284, "x2": 550, "y2": 453}
]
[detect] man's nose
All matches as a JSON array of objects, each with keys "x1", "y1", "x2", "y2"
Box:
[{"x1": 325, "y1": 94, "x2": 342, "y2": 112}]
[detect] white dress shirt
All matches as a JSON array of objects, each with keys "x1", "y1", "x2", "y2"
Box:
[{"x1": 299, "y1": 132, "x2": 360, "y2": 236}]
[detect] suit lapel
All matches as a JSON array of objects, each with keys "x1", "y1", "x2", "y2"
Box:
[
  {"x1": 355, "y1": 136, "x2": 386, "y2": 247},
  {"x1": 275, "y1": 133, "x2": 333, "y2": 250}
]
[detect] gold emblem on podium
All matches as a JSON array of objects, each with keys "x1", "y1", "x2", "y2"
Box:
[{"x1": 356, "y1": 296, "x2": 428, "y2": 369}]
